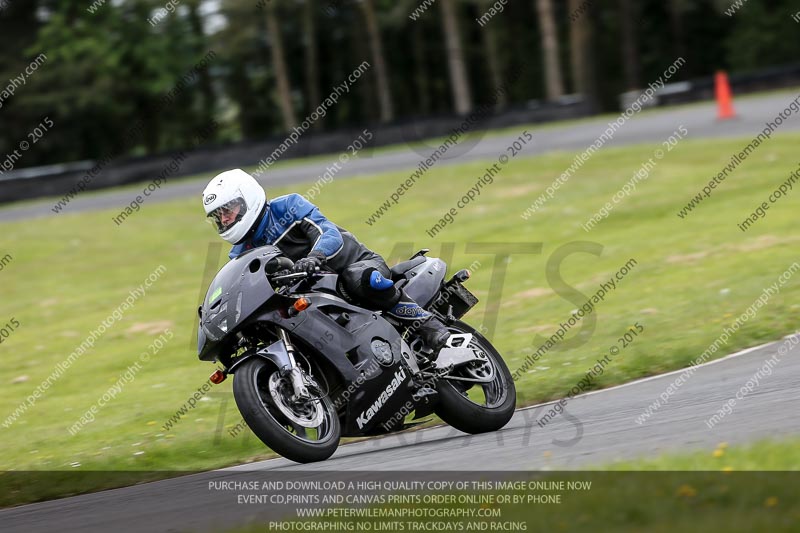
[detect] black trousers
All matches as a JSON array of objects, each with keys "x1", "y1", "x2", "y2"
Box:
[{"x1": 335, "y1": 252, "x2": 402, "y2": 312}]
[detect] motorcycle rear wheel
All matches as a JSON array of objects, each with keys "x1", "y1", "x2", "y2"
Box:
[{"x1": 434, "y1": 321, "x2": 516, "y2": 434}]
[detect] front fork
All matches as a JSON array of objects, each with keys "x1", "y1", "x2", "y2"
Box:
[{"x1": 276, "y1": 327, "x2": 315, "y2": 402}]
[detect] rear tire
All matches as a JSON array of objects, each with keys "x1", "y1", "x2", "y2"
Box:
[
  {"x1": 434, "y1": 321, "x2": 516, "y2": 434},
  {"x1": 232, "y1": 358, "x2": 340, "y2": 463}
]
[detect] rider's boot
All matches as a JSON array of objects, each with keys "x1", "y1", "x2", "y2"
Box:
[
  {"x1": 366, "y1": 270, "x2": 450, "y2": 356},
  {"x1": 386, "y1": 296, "x2": 451, "y2": 355}
]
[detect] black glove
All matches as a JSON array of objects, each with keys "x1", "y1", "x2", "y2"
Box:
[{"x1": 292, "y1": 251, "x2": 325, "y2": 274}]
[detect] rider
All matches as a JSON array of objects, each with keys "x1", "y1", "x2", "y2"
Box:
[{"x1": 202, "y1": 169, "x2": 451, "y2": 352}]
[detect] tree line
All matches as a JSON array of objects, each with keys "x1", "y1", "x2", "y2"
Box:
[{"x1": 0, "y1": 0, "x2": 798, "y2": 167}]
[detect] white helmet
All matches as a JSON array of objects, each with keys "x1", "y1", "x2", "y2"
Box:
[{"x1": 202, "y1": 169, "x2": 266, "y2": 244}]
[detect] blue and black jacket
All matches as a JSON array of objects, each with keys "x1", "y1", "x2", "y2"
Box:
[{"x1": 229, "y1": 193, "x2": 373, "y2": 272}]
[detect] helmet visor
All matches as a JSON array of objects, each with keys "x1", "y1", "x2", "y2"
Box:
[{"x1": 207, "y1": 197, "x2": 248, "y2": 234}]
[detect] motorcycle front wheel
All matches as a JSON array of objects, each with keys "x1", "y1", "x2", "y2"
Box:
[{"x1": 232, "y1": 358, "x2": 340, "y2": 463}]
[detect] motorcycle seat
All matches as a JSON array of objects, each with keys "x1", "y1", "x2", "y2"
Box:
[{"x1": 389, "y1": 256, "x2": 426, "y2": 281}]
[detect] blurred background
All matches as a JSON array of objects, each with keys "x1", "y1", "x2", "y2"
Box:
[
  {"x1": 2, "y1": 0, "x2": 800, "y2": 198},
  {"x1": 2, "y1": 0, "x2": 800, "y2": 522}
]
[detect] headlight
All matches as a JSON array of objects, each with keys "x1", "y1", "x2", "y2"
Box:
[{"x1": 217, "y1": 303, "x2": 229, "y2": 333}]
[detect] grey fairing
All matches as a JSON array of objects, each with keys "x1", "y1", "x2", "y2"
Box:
[
  {"x1": 401, "y1": 257, "x2": 447, "y2": 307},
  {"x1": 197, "y1": 246, "x2": 295, "y2": 361},
  {"x1": 289, "y1": 293, "x2": 403, "y2": 384},
  {"x1": 228, "y1": 339, "x2": 293, "y2": 375},
  {"x1": 284, "y1": 292, "x2": 418, "y2": 434}
]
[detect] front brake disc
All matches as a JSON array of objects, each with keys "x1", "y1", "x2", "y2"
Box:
[{"x1": 268, "y1": 373, "x2": 324, "y2": 428}]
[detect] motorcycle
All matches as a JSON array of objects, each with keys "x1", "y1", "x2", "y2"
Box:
[{"x1": 197, "y1": 245, "x2": 516, "y2": 463}]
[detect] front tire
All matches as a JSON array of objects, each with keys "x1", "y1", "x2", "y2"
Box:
[
  {"x1": 434, "y1": 321, "x2": 516, "y2": 434},
  {"x1": 232, "y1": 358, "x2": 340, "y2": 463}
]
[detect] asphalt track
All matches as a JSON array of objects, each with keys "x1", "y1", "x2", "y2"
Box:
[
  {"x1": 2, "y1": 91, "x2": 800, "y2": 223},
  {"x1": 3, "y1": 335, "x2": 799, "y2": 532}
]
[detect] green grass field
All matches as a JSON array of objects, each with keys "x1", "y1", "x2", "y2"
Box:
[
  {"x1": 599, "y1": 437, "x2": 800, "y2": 471},
  {"x1": 1, "y1": 128, "x2": 799, "y2": 502},
  {"x1": 227, "y1": 439, "x2": 800, "y2": 533}
]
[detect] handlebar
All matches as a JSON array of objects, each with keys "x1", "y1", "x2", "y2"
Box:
[{"x1": 270, "y1": 267, "x2": 328, "y2": 286}]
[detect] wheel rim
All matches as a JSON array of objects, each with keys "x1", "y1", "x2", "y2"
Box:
[
  {"x1": 252, "y1": 363, "x2": 336, "y2": 445},
  {"x1": 268, "y1": 373, "x2": 325, "y2": 428},
  {"x1": 444, "y1": 326, "x2": 508, "y2": 409}
]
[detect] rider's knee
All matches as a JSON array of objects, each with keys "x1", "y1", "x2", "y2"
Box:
[{"x1": 340, "y1": 264, "x2": 399, "y2": 311}]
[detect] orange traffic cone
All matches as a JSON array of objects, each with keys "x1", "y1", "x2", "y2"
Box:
[{"x1": 715, "y1": 71, "x2": 736, "y2": 120}]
